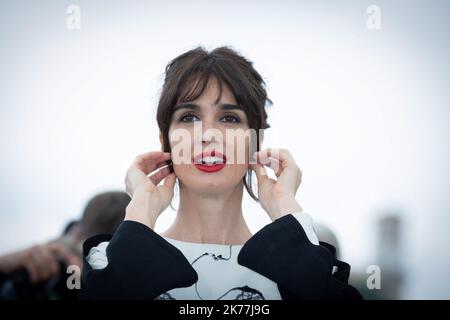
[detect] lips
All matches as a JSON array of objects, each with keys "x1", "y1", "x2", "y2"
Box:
[{"x1": 193, "y1": 150, "x2": 227, "y2": 173}]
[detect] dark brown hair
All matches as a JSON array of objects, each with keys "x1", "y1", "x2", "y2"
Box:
[
  {"x1": 156, "y1": 46, "x2": 272, "y2": 201},
  {"x1": 80, "y1": 191, "x2": 131, "y2": 239}
]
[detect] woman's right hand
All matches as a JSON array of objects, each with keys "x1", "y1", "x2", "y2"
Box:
[{"x1": 124, "y1": 151, "x2": 176, "y2": 229}]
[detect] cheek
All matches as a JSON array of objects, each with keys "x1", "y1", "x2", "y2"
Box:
[
  {"x1": 231, "y1": 164, "x2": 249, "y2": 180},
  {"x1": 225, "y1": 136, "x2": 249, "y2": 178},
  {"x1": 172, "y1": 164, "x2": 191, "y2": 182},
  {"x1": 226, "y1": 134, "x2": 250, "y2": 166},
  {"x1": 169, "y1": 127, "x2": 194, "y2": 164}
]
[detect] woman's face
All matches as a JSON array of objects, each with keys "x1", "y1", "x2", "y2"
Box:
[{"x1": 167, "y1": 77, "x2": 251, "y2": 196}]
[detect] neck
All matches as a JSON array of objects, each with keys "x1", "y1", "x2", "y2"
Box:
[{"x1": 161, "y1": 182, "x2": 252, "y2": 245}]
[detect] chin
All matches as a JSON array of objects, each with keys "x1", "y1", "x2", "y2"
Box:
[
  {"x1": 191, "y1": 171, "x2": 233, "y2": 192},
  {"x1": 175, "y1": 165, "x2": 246, "y2": 194}
]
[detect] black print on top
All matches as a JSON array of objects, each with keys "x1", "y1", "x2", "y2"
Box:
[
  {"x1": 154, "y1": 292, "x2": 175, "y2": 300},
  {"x1": 154, "y1": 245, "x2": 266, "y2": 300}
]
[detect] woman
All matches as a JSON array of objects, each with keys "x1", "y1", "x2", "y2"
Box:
[{"x1": 82, "y1": 47, "x2": 362, "y2": 300}]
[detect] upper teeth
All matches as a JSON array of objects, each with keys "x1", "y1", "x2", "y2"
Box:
[{"x1": 197, "y1": 156, "x2": 224, "y2": 164}]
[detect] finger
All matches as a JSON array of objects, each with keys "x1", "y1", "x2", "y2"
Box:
[
  {"x1": 126, "y1": 160, "x2": 169, "y2": 194},
  {"x1": 257, "y1": 148, "x2": 280, "y2": 160},
  {"x1": 134, "y1": 152, "x2": 171, "y2": 175},
  {"x1": 136, "y1": 151, "x2": 170, "y2": 162},
  {"x1": 258, "y1": 148, "x2": 297, "y2": 175},
  {"x1": 162, "y1": 173, "x2": 177, "y2": 192},
  {"x1": 23, "y1": 260, "x2": 39, "y2": 284},
  {"x1": 255, "y1": 153, "x2": 282, "y2": 177},
  {"x1": 29, "y1": 249, "x2": 48, "y2": 281},
  {"x1": 258, "y1": 148, "x2": 291, "y2": 162},
  {"x1": 32, "y1": 246, "x2": 50, "y2": 280},
  {"x1": 48, "y1": 243, "x2": 81, "y2": 268},
  {"x1": 125, "y1": 160, "x2": 167, "y2": 190},
  {"x1": 125, "y1": 166, "x2": 151, "y2": 196},
  {"x1": 145, "y1": 160, "x2": 171, "y2": 176},
  {"x1": 149, "y1": 165, "x2": 171, "y2": 185},
  {"x1": 249, "y1": 162, "x2": 268, "y2": 186},
  {"x1": 126, "y1": 153, "x2": 171, "y2": 197},
  {"x1": 22, "y1": 249, "x2": 40, "y2": 284},
  {"x1": 253, "y1": 150, "x2": 282, "y2": 175},
  {"x1": 37, "y1": 245, "x2": 59, "y2": 279},
  {"x1": 38, "y1": 245, "x2": 59, "y2": 277}
]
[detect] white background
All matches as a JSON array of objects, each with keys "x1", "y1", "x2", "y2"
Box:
[{"x1": 1, "y1": 0, "x2": 449, "y2": 298}]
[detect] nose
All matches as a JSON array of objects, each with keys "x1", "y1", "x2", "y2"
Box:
[{"x1": 196, "y1": 118, "x2": 223, "y2": 147}]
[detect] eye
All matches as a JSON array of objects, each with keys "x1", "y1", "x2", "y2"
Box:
[
  {"x1": 220, "y1": 114, "x2": 241, "y2": 123},
  {"x1": 179, "y1": 113, "x2": 200, "y2": 123}
]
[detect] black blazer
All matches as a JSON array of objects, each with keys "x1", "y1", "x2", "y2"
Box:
[{"x1": 81, "y1": 214, "x2": 363, "y2": 300}]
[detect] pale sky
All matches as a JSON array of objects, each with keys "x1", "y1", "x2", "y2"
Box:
[{"x1": 1, "y1": 0, "x2": 449, "y2": 298}]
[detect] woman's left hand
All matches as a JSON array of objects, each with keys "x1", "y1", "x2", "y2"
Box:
[{"x1": 250, "y1": 148, "x2": 303, "y2": 221}]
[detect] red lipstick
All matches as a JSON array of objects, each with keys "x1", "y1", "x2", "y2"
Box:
[{"x1": 193, "y1": 150, "x2": 226, "y2": 173}]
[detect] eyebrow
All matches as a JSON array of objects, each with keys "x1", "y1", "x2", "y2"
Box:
[{"x1": 173, "y1": 102, "x2": 245, "y2": 113}]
